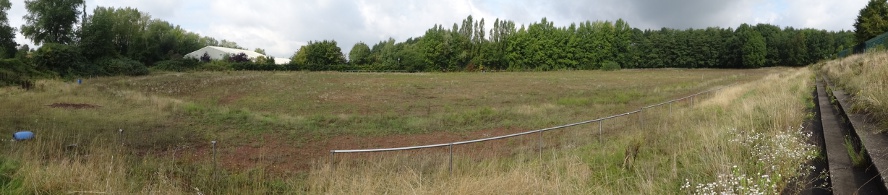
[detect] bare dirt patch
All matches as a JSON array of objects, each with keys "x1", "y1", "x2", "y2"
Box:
[
  {"x1": 47, "y1": 103, "x2": 101, "y2": 109},
  {"x1": 171, "y1": 127, "x2": 533, "y2": 176}
]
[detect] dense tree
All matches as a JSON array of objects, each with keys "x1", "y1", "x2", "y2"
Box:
[
  {"x1": 77, "y1": 6, "x2": 230, "y2": 66},
  {"x1": 79, "y1": 6, "x2": 116, "y2": 61},
  {"x1": 21, "y1": 0, "x2": 84, "y2": 45},
  {"x1": 254, "y1": 48, "x2": 265, "y2": 55},
  {"x1": 737, "y1": 24, "x2": 766, "y2": 68},
  {"x1": 289, "y1": 40, "x2": 345, "y2": 66},
  {"x1": 855, "y1": 0, "x2": 888, "y2": 42},
  {"x1": 348, "y1": 42, "x2": 371, "y2": 65},
  {"x1": 0, "y1": 0, "x2": 15, "y2": 59}
]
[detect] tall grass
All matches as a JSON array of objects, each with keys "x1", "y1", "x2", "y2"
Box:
[
  {"x1": 311, "y1": 68, "x2": 818, "y2": 194},
  {"x1": 818, "y1": 51, "x2": 888, "y2": 132},
  {"x1": 0, "y1": 69, "x2": 785, "y2": 193}
]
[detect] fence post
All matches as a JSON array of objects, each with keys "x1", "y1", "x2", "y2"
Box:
[
  {"x1": 211, "y1": 140, "x2": 217, "y2": 192},
  {"x1": 640, "y1": 108, "x2": 645, "y2": 130},
  {"x1": 449, "y1": 143, "x2": 454, "y2": 176},
  {"x1": 329, "y1": 151, "x2": 336, "y2": 185},
  {"x1": 538, "y1": 130, "x2": 543, "y2": 161},
  {"x1": 598, "y1": 120, "x2": 603, "y2": 144}
]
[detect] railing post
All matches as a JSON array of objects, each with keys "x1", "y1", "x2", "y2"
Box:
[
  {"x1": 211, "y1": 140, "x2": 217, "y2": 192},
  {"x1": 449, "y1": 143, "x2": 454, "y2": 176},
  {"x1": 598, "y1": 120, "x2": 603, "y2": 144},
  {"x1": 538, "y1": 130, "x2": 543, "y2": 161},
  {"x1": 640, "y1": 108, "x2": 645, "y2": 130},
  {"x1": 330, "y1": 151, "x2": 335, "y2": 169},
  {"x1": 329, "y1": 151, "x2": 336, "y2": 185}
]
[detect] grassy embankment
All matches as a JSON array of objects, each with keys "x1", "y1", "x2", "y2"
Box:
[
  {"x1": 312, "y1": 68, "x2": 819, "y2": 194},
  {"x1": 0, "y1": 69, "x2": 803, "y2": 194},
  {"x1": 818, "y1": 51, "x2": 888, "y2": 132}
]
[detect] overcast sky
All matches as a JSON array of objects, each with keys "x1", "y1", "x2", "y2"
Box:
[{"x1": 5, "y1": 0, "x2": 869, "y2": 58}]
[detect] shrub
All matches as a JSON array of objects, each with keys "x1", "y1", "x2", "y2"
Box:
[
  {"x1": 227, "y1": 52, "x2": 250, "y2": 63},
  {"x1": 200, "y1": 60, "x2": 233, "y2": 71},
  {"x1": 32, "y1": 43, "x2": 86, "y2": 76},
  {"x1": 600, "y1": 61, "x2": 621, "y2": 71},
  {"x1": 0, "y1": 59, "x2": 47, "y2": 87},
  {"x1": 200, "y1": 52, "x2": 211, "y2": 62},
  {"x1": 153, "y1": 58, "x2": 201, "y2": 72},
  {"x1": 95, "y1": 57, "x2": 149, "y2": 76},
  {"x1": 231, "y1": 62, "x2": 288, "y2": 71}
]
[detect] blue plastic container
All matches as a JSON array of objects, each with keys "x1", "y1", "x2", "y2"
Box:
[
  {"x1": 13, "y1": 131, "x2": 34, "y2": 141},
  {"x1": 77, "y1": 79, "x2": 82, "y2": 84}
]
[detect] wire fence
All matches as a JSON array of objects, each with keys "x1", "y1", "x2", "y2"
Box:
[
  {"x1": 839, "y1": 31, "x2": 888, "y2": 58},
  {"x1": 329, "y1": 86, "x2": 727, "y2": 175}
]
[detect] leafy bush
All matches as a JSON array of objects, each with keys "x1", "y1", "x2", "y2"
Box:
[
  {"x1": 231, "y1": 62, "x2": 288, "y2": 71},
  {"x1": 153, "y1": 58, "x2": 201, "y2": 72},
  {"x1": 200, "y1": 60, "x2": 233, "y2": 71},
  {"x1": 95, "y1": 57, "x2": 149, "y2": 76},
  {"x1": 0, "y1": 59, "x2": 47, "y2": 87},
  {"x1": 600, "y1": 61, "x2": 621, "y2": 71},
  {"x1": 32, "y1": 43, "x2": 86, "y2": 76},
  {"x1": 227, "y1": 52, "x2": 250, "y2": 63},
  {"x1": 200, "y1": 52, "x2": 211, "y2": 62}
]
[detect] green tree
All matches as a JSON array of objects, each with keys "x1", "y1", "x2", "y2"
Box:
[
  {"x1": 254, "y1": 48, "x2": 265, "y2": 55},
  {"x1": 348, "y1": 42, "x2": 370, "y2": 65},
  {"x1": 21, "y1": 0, "x2": 84, "y2": 45},
  {"x1": 854, "y1": 0, "x2": 888, "y2": 42},
  {"x1": 0, "y1": 0, "x2": 15, "y2": 58},
  {"x1": 290, "y1": 40, "x2": 345, "y2": 67},
  {"x1": 737, "y1": 24, "x2": 766, "y2": 68},
  {"x1": 79, "y1": 6, "x2": 116, "y2": 61}
]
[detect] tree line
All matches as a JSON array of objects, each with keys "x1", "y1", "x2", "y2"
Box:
[
  {"x1": 326, "y1": 16, "x2": 855, "y2": 72},
  {"x1": 4, "y1": 0, "x2": 887, "y2": 87}
]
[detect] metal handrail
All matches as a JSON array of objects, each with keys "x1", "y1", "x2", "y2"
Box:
[{"x1": 331, "y1": 86, "x2": 726, "y2": 154}]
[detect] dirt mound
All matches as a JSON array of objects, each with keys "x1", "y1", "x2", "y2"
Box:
[{"x1": 48, "y1": 103, "x2": 101, "y2": 109}]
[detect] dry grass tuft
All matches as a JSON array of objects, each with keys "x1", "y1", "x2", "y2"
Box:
[{"x1": 819, "y1": 51, "x2": 888, "y2": 132}]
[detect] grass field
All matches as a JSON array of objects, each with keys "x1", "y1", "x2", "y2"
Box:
[{"x1": 0, "y1": 68, "x2": 816, "y2": 194}]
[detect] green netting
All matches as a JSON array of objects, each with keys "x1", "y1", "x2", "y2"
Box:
[{"x1": 839, "y1": 31, "x2": 888, "y2": 58}]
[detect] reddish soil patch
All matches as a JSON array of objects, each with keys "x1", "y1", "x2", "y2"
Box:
[
  {"x1": 172, "y1": 127, "x2": 536, "y2": 176},
  {"x1": 217, "y1": 93, "x2": 243, "y2": 105},
  {"x1": 47, "y1": 103, "x2": 101, "y2": 109}
]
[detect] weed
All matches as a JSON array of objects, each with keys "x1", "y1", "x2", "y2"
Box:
[{"x1": 844, "y1": 136, "x2": 869, "y2": 168}]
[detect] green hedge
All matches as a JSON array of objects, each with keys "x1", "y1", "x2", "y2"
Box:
[{"x1": 0, "y1": 59, "x2": 47, "y2": 87}]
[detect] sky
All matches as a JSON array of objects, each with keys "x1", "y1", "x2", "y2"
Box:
[{"x1": 4, "y1": 0, "x2": 870, "y2": 58}]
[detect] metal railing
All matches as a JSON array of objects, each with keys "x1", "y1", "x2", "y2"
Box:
[{"x1": 330, "y1": 85, "x2": 727, "y2": 174}]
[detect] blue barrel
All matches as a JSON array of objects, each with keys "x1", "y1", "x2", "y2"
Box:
[
  {"x1": 13, "y1": 131, "x2": 34, "y2": 141},
  {"x1": 77, "y1": 79, "x2": 82, "y2": 84}
]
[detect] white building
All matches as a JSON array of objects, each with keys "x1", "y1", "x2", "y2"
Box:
[{"x1": 184, "y1": 46, "x2": 291, "y2": 65}]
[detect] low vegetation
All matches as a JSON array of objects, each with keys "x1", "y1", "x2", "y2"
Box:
[
  {"x1": 0, "y1": 69, "x2": 790, "y2": 194},
  {"x1": 313, "y1": 68, "x2": 818, "y2": 194},
  {"x1": 818, "y1": 50, "x2": 888, "y2": 132}
]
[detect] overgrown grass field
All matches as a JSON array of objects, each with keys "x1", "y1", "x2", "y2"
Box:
[{"x1": 0, "y1": 68, "x2": 813, "y2": 194}]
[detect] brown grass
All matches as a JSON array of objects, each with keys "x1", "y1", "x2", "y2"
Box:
[
  {"x1": 309, "y1": 68, "x2": 817, "y2": 194},
  {"x1": 818, "y1": 51, "x2": 888, "y2": 132},
  {"x1": 0, "y1": 68, "x2": 795, "y2": 194}
]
